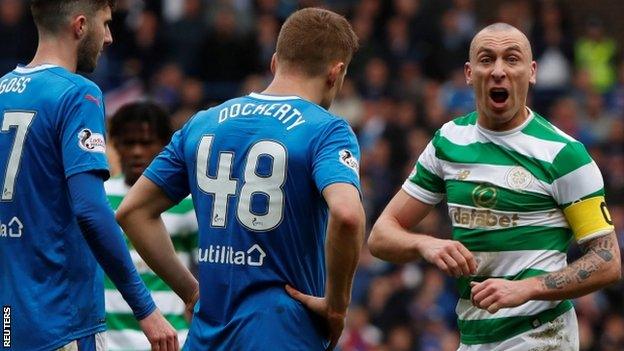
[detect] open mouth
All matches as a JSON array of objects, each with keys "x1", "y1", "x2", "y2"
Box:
[{"x1": 489, "y1": 88, "x2": 509, "y2": 104}]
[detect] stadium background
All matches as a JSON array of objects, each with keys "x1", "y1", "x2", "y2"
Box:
[{"x1": 2, "y1": 0, "x2": 623, "y2": 349}]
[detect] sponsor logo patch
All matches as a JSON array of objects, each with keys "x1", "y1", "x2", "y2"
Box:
[
  {"x1": 78, "y1": 128, "x2": 106, "y2": 153},
  {"x1": 0, "y1": 217, "x2": 23, "y2": 238},
  {"x1": 472, "y1": 184, "x2": 498, "y2": 208},
  {"x1": 198, "y1": 244, "x2": 267, "y2": 267},
  {"x1": 339, "y1": 149, "x2": 359, "y2": 174},
  {"x1": 449, "y1": 206, "x2": 519, "y2": 229}
]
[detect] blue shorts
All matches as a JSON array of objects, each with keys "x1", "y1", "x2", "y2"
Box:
[{"x1": 184, "y1": 297, "x2": 329, "y2": 350}]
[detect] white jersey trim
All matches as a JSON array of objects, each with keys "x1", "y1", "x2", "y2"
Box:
[
  {"x1": 249, "y1": 92, "x2": 302, "y2": 101},
  {"x1": 14, "y1": 64, "x2": 60, "y2": 74},
  {"x1": 402, "y1": 180, "x2": 444, "y2": 205},
  {"x1": 475, "y1": 108, "x2": 534, "y2": 136}
]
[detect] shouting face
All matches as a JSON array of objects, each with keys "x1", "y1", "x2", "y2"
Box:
[{"x1": 465, "y1": 24, "x2": 536, "y2": 131}]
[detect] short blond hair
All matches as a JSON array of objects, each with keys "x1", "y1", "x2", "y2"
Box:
[{"x1": 276, "y1": 8, "x2": 359, "y2": 76}]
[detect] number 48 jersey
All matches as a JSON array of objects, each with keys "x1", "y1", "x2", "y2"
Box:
[
  {"x1": 144, "y1": 93, "x2": 361, "y2": 350},
  {"x1": 0, "y1": 65, "x2": 109, "y2": 350}
]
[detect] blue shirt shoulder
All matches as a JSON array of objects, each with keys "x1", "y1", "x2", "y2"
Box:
[{"x1": 0, "y1": 65, "x2": 108, "y2": 350}]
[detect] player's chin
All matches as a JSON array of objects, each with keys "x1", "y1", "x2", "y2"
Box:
[{"x1": 486, "y1": 101, "x2": 516, "y2": 119}]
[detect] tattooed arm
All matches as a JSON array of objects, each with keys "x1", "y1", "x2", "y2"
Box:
[
  {"x1": 533, "y1": 231, "x2": 621, "y2": 299},
  {"x1": 471, "y1": 232, "x2": 621, "y2": 313}
]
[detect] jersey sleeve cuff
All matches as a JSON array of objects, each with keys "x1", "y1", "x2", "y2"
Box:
[
  {"x1": 317, "y1": 177, "x2": 361, "y2": 196},
  {"x1": 133, "y1": 300, "x2": 158, "y2": 321},
  {"x1": 402, "y1": 179, "x2": 444, "y2": 205}
]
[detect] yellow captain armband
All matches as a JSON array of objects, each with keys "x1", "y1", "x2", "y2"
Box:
[{"x1": 563, "y1": 196, "x2": 615, "y2": 244}]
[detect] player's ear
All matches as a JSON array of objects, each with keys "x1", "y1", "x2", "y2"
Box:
[
  {"x1": 327, "y1": 62, "x2": 345, "y2": 88},
  {"x1": 270, "y1": 54, "x2": 277, "y2": 75},
  {"x1": 464, "y1": 62, "x2": 472, "y2": 86},
  {"x1": 72, "y1": 15, "x2": 88, "y2": 39},
  {"x1": 529, "y1": 60, "x2": 537, "y2": 86}
]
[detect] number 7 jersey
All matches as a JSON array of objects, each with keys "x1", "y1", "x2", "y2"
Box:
[
  {"x1": 0, "y1": 65, "x2": 109, "y2": 350},
  {"x1": 144, "y1": 92, "x2": 361, "y2": 350}
]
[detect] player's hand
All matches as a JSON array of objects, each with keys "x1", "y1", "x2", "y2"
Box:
[
  {"x1": 184, "y1": 288, "x2": 199, "y2": 324},
  {"x1": 285, "y1": 285, "x2": 346, "y2": 351},
  {"x1": 470, "y1": 278, "x2": 534, "y2": 314},
  {"x1": 419, "y1": 237, "x2": 477, "y2": 277},
  {"x1": 138, "y1": 309, "x2": 179, "y2": 351}
]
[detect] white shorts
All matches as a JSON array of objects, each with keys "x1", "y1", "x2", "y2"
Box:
[
  {"x1": 458, "y1": 309, "x2": 579, "y2": 351},
  {"x1": 56, "y1": 331, "x2": 107, "y2": 351}
]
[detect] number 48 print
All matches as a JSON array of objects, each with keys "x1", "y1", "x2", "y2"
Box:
[{"x1": 197, "y1": 135, "x2": 286, "y2": 231}]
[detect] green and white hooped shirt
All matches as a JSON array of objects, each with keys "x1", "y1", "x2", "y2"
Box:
[
  {"x1": 104, "y1": 176, "x2": 198, "y2": 350},
  {"x1": 404, "y1": 110, "x2": 605, "y2": 345}
]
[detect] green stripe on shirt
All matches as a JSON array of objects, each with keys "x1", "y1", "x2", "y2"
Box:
[
  {"x1": 453, "y1": 226, "x2": 572, "y2": 252},
  {"x1": 446, "y1": 180, "x2": 557, "y2": 212}
]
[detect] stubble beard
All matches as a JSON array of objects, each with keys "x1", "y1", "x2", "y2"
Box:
[{"x1": 76, "y1": 31, "x2": 100, "y2": 73}]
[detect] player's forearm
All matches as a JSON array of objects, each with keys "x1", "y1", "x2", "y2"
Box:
[
  {"x1": 368, "y1": 216, "x2": 425, "y2": 263},
  {"x1": 119, "y1": 212, "x2": 199, "y2": 305},
  {"x1": 527, "y1": 232, "x2": 621, "y2": 300},
  {"x1": 325, "y1": 205, "x2": 365, "y2": 313},
  {"x1": 68, "y1": 173, "x2": 156, "y2": 319}
]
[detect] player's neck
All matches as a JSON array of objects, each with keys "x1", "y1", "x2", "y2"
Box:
[
  {"x1": 262, "y1": 74, "x2": 324, "y2": 106},
  {"x1": 477, "y1": 106, "x2": 530, "y2": 132},
  {"x1": 28, "y1": 38, "x2": 78, "y2": 73}
]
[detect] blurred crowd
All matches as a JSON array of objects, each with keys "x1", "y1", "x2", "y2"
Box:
[{"x1": 2, "y1": 0, "x2": 624, "y2": 350}]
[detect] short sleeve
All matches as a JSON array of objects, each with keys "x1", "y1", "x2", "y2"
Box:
[
  {"x1": 312, "y1": 119, "x2": 361, "y2": 193},
  {"x1": 144, "y1": 127, "x2": 190, "y2": 203},
  {"x1": 402, "y1": 136, "x2": 446, "y2": 205},
  {"x1": 59, "y1": 84, "x2": 109, "y2": 179},
  {"x1": 551, "y1": 142, "x2": 613, "y2": 243},
  {"x1": 550, "y1": 142, "x2": 605, "y2": 207}
]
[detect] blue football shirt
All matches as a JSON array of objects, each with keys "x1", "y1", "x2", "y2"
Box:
[
  {"x1": 0, "y1": 65, "x2": 109, "y2": 350},
  {"x1": 145, "y1": 92, "x2": 361, "y2": 350}
]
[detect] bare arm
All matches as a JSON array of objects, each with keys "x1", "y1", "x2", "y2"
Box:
[
  {"x1": 116, "y1": 175, "x2": 199, "y2": 307},
  {"x1": 534, "y1": 231, "x2": 621, "y2": 299},
  {"x1": 472, "y1": 232, "x2": 621, "y2": 313},
  {"x1": 368, "y1": 190, "x2": 477, "y2": 276},
  {"x1": 323, "y1": 183, "x2": 365, "y2": 312},
  {"x1": 369, "y1": 190, "x2": 434, "y2": 263}
]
